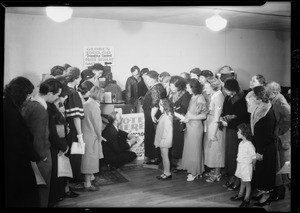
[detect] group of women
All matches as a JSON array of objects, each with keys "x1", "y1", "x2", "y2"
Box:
[
  {"x1": 3, "y1": 63, "x2": 290, "y2": 208},
  {"x1": 141, "y1": 67, "x2": 290, "y2": 207}
]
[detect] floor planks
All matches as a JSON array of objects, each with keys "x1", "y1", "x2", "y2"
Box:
[{"x1": 56, "y1": 161, "x2": 291, "y2": 210}]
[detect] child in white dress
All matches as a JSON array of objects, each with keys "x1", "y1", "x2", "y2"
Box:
[
  {"x1": 230, "y1": 123, "x2": 256, "y2": 207},
  {"x1": 154, "y1": 98, "x2": 174, "y2": 180}
]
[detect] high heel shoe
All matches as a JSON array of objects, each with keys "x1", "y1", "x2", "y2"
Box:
[
  {"x1": 253, "y1": 193, "x2": 272, "y2": 206},
  {"x1": 204, "y1": 170, "x2": 215, "y2": 177},
  {"x1": 187, "y1": 174, "x2": 200, "y2": 181},
  {"x1": 228, "y1": 182, "x2": 240, "y2": 191},
  {"x1": 251, "y1": 193, "x2": 263, "y2": 201},
  {"x1": 270, "y1": 185, "x2": 286, "y2": 201},
  {"x1": 230, "y1": 194, "x2": 244, "y2": 201},
  {"x1": 206, "y1": 174, "x2": 221, "y2": 182},
  {"x1": 222, "y1": 181, "x2": 234, "y2": 188},
  {"x1": 239, "y1": 199, "x2": 250, "y2": 208},
  {"x1": 158, "y1": 173, "x2": 172, "y2": 181}
]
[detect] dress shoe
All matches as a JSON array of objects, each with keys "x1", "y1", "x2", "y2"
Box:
[
  {"x1": 172, "y1": 168, "x2": 184, "y2": 173},
  {"x1": 253, "y1": 194, "x2": 272, "y2": 206},
  {"x1": 222, "y1": 181, "x2": 234, "y2": 188},
  {"x1": 64, "y1": 190, "x2": 79, "y2": 198},
  {"x1": 251, "y1": 193, "x2": 263, "y2": 201},
  {"x1": 187, "y1": 174, "x2": 200, "y2": 181},
  {"x1": 70, "y1": 182, "x2": 85, "y2": 191},
  {"x1": 230, "y1": 194, "x2": 244, "y2": 201},
  {"x1": 206, "y1": 174, "x2": 222, "y2": 183},
  {"x1": 271, "y1": 185, "x2": 286, "y2": 201},
  {"x1": 84, "y1": 185, "x2": 100, "y2": 192},
  {"x1": 239, "y1": 199, "x2": 250, "y2": 208},
  {"x1": 158, "y1": 174, "x2": 172, "y2": 181},
  {"x1": 156, "y1": 174, "x2": 165, "y2": 180}
]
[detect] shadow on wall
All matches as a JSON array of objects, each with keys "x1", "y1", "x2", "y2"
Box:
[
  {"x1": 118, "y1": 21, "x2": 144, "y2": 34},
  {"x1": 235, "y1": 68, "x2": 251, "y2": 90}
]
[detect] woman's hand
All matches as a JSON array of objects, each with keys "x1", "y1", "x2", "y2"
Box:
[{"x1": 256, "y1": 153, "x2": 263, "y2": 161}]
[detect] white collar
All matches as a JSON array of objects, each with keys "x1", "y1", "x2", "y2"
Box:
[
  {"x1": 31, "y1": 94, "x2": 47, "y2": 110},
  {"x1": 113, "y1": 124, "x2": 119, "y2": 132}
]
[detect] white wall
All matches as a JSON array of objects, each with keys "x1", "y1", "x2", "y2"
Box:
[{"x1": 4, "y1": 13, "x2": 291, "y2": 91}]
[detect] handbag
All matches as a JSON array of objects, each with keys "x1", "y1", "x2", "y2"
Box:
[
  {"x1": 56, "y1": 124, "x2": 65, "y2": 138},
  {"x1": 70, "y1": 142, "x2": 85, "y2": 154},
  {"x1": 57, "y1": 154, "x2": 73, "y2": 178}
]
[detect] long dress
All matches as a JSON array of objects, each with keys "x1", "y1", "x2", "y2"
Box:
[
  {"x1": 182, "y1": 94, "x2": 207, "y2": 176},
  {"x1": 81, "y1": 98, "x2": 103, "y2": 174},
  {"x1": 170, "y1": 91, "x2": 191, "y2": 159},
  {"x1": 251, "y1": 105, "x2": 277, "y2": 191},
  {"x1": 203, "y1": 90, "x2": 225, "y2": 168},
  {"x1": 221, "y1": 90, "x2": 250, "y2": 176}
]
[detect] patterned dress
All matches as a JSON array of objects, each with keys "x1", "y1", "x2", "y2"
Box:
[{"x1": 182, "y1": 94, "x2": 207, "y2": 176}]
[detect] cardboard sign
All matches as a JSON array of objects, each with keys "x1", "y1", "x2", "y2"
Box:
[{"x1": 119, "y1": 113, "x2": 145, "y2": 160}]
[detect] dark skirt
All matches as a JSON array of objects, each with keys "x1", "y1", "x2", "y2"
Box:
[
  {"x1": 252, "y1": 143, "x2": 277, "y2": 191},
  {"x1": 171, "y1": 119, "x2": 185, "y2": 159},
  {"x1": 143, "y1": 109, "x2": 160, "y2": 159},
  {"x1": 224, "y1": 128, "x2": 239, "y2": 176}
]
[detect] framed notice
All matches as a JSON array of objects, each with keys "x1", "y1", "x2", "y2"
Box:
[{"x1": 83, "y1": 46, "x2": 114, "y2": 67}]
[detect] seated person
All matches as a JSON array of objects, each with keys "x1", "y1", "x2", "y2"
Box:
[{"x1": 102, "y1": 111, "x2": 137, "y2": 169}]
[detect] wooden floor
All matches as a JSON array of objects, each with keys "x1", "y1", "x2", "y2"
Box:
[{"x1": 57, "y1": 160, "x2": 291, "y2": 210}]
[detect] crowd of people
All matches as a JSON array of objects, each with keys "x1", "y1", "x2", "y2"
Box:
[{"x1": 4, "y1": 63, "x2": 290, "y2": 208}]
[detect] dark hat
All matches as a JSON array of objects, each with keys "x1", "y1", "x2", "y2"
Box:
[
  {"x1": 90, "y1": 63, "x2": 104, "y2": 71},
  {"x1": 81, "y1": 69, "x2": 95, "y2": 82},
  {"x1": 200, "y1": 70, "x2": 214, "y2": 78},
  {"x1": 55, "y1": 76, "x2": 71, "y2": 97},
  {"x1": 190, "y1": 68, "x2": 202, "y2": 76},
  {"x1": 140, "y1": 68, "x2": 149, "y2": 75}
]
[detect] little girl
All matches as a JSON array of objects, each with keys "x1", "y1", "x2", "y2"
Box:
[
  {"x1": 230, "y1": 123, "x2": 256, "y2": 207},
  {"x1": 154, "y1": 98, "x2": 174, "y2": 180}
]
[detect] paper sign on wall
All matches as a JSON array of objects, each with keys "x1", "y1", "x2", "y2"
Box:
[{"x1": 83, "y1": 46, "x2": 114, "y2": 67}]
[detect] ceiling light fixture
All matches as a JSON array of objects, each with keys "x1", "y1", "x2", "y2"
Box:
[
  {"x1": 205, "y1": 9, "x2": 227, "y2": 31},
  {"x1": 46, "y1": 6, "x2": 73, "y2": 22}
]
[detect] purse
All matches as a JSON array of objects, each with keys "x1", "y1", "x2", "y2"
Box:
[
  {"x1": 57, "y1": 154, "x2": 73, "y2": 178},
  {"x1": 70, "y1": 142, "x2": 85, "y2": 154},
  {"x1": 56, "y1": 124, "x2": 65, "y2": 138}
]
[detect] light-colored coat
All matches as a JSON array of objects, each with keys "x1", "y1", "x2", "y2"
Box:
[{"x1": 81, "y1": 98, "x2": 103, "y2": 174}]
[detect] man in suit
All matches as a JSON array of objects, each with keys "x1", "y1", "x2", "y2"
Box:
[{"x1": 102, "y1": 111, "x2": 137, "y2": 169}]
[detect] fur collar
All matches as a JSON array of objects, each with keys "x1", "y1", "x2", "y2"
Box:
[
  {"x1": 230, "y1": 89, "x2": 244, "y2": 104},
  {"x1": 250, "y1": 102, "x2": 272, "y2": 134}
]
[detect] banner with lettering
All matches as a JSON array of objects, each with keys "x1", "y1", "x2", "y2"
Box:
[
  {"x1": 83, "y1": 46, "x2": 114, "y2": 67},
  {"x1": 118, "y1": 113, "x2": 145, "y2": 160}
]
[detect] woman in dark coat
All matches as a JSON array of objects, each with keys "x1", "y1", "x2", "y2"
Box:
[
  {"x1": 246, "y1": 86, "x2": 277, "y2": 206},
  {"x1": 220, "y1": 79, "x2": 250, "y2": 190},
  {"x1": 168, "y1": 76, "x2": 191, "y2": 171},
  {"x1": 47, "y1": 79, "x2": 73, "y2": 207},
  {"x1": 142, "y1": 70, "x2": 166, "y2": 164},
  {"x1": 3, "y1": 77, "x2": 40, "y2": 207}
]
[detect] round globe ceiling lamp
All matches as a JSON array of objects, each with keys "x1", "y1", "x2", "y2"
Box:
[
  {"x1": 46, "y1": 6, "x2": 73, "y2": 22},
  {"x1": 205, "y1": 10, "x2": 227, "y2": 31}
]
